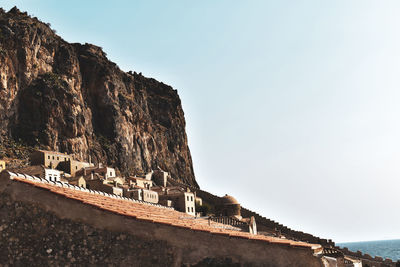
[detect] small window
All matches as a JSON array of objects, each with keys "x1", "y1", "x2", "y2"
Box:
[
  {"x1": 53, "y1": 156, "x2": 55, "y2": 160},
  {"x1": 48, "y1": 156, "x2": 50, "y2": 159},
  {"x1": 110, "y1": 172, "x2": 112, "y2": 176},
  {"x1": 75, "y1": 166, "x2": 78, "y2": 170},
  {"x1": 191, "y1": 196, "x2": 193, "y2": 201},
  {"x1": 57, "y1": 157, "x2": 59, "y2": 160},
  {"x1": 187, "y1": 207, "x2": 190, "y2": 212},
  {"x1": 191, "y1": 207, "x2": 194, "y2": 212}
]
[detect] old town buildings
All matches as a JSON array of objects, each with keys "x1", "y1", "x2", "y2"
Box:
[
  {"x1": 2, "y1": 149, "x2": 257, "y2": 234},
  {"x1": 8, "y1": 149, "x2": 200, "y2": 216},
  {"x1": 2, "y1": 148, "x2": 262, "y2": 236}
]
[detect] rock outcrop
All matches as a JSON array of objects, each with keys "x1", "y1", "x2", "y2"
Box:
[{"x1": 0, "y1": 7, "x2": 198, "y2": 187}]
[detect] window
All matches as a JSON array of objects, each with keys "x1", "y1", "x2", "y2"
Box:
[
  {"x1": 187, "y1": 196, "x2": 189, "y2": 201},
  {"x1": 48, "y1": 156, "x2": 50, "y2": 159},
  {"x1": 191, "y1": 196, "x2": 193, "y2": 201},
  {"x1": 57, "y1": 157, "x2": 59, "y2": 160},
  {"x1": 191, "y1": 207, "x2": 194, "y2": 212},
  {"x1": 110, "y1": 172, "x2": 112, "y2": 176},
  {"x1": 187, "y1": 207, "x2": 190, "y2": 212},
  {"x1": 76, "y1": 166, "x2": 78, "y2": 170},
  {"x1": 52, "y1": 156, "x2": 55, "y2": 160}
]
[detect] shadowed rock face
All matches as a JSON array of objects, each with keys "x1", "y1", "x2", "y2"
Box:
[{"x1": 0, "y1": 7, "x2": 198, "y2": 187}]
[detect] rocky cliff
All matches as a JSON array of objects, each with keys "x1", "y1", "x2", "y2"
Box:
[{"x1": 0, "y1": 7, "x2": 198, "y2": 187}]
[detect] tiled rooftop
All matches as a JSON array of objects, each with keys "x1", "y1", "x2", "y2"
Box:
[{"x1": 7, "y1": 173, "x2": 320, "y2": 250}]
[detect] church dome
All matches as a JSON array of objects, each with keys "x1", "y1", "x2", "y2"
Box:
[{"x1": 221, "y1": 194, "x2": 239, "y2": 205}]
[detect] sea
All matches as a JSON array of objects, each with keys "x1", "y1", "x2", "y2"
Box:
[{"x1": 337, "y1": 239, "x2": 400, "y2": 262}]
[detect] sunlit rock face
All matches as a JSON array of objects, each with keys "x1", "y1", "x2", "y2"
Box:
[{"x1": 0, "y1": 7, "x2": 198, "y2": 187}]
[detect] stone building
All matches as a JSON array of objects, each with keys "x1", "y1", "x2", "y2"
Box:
[
  {"x1": 58, "y1": 159, "x2": 93, "y2": 177},
  {"x1": 128, "y1": 176, "x2": 153, "y2": 189},
  {"x1": 63, "y1": 176, "x2": 86, "y2": 188},
  {"x1": 30, "y1": 150, "x2": 93, "y2": 176},
  {"x1": 77, "y1": 165, "x2": 116, "y2": 180},
  {"x1": 96, "y1": 166, "x2": 116, "y2": 179},
  {"x1": 86, "y1": 179, "x2": 123, "y2": 196},
  {"x1": 127, "y1": 188, "x2": 159, "y2": 204},
  {"x1": 156, "y1": 187, "x2": 196, "y2": 216},
  {"x1": 30, "y1": 150, "x2": 71, "y2": 169},
  {"x1": 106, "y1": 177, "x2": 124, "y2": 186}
]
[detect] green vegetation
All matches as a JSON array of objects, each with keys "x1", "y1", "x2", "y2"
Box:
[{"x1": 196, "y1": 201, "x2": 214, "y2": 216}]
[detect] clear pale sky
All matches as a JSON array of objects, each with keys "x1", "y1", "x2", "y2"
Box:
[{"x1": 2, "y1": 1, "x2": 400, "y2": 243}]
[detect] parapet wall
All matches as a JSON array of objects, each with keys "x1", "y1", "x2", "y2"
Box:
[
  {"x1": 240, "y1": 207, "x2": 335, "y2": 247},
  {"x1": 169, "y1": 178, "x2": 398, "y2": 266},
  {"x1": 0, "y1": 175, "x2": 323, "y2": 266},
  {"x1": 337, "y1": 246, "x2": 396, "y2": 267}
]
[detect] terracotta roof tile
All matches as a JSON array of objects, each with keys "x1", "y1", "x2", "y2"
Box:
[{"x1": 10, "y1": 176, "x2": 319, "y2": 250}]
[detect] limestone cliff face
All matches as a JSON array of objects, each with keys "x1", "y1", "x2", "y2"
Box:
[{"x1": 0, "y1": 7, "x2": 198, "y2": 187}]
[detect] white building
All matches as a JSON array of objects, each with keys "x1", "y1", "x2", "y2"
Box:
[{"x1": 44, "y1": 168, "x2": 61, "y2": 182}]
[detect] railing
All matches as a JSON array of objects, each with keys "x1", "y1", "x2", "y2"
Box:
[
  {"x1": 322, "y1": 247, "x2": 343, "y2": 258},
  {"x1": 208, "y1": 216, "x2": 248, "y2": 231}
]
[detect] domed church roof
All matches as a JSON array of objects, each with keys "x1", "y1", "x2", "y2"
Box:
[{"x1": 221, "y1": 194, "x2": 239, "y2": 205}]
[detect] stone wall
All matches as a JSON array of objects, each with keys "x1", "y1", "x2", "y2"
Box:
[
  {"x1": 0, "y1": 193, "x2": 175, "y2": 266},
  {"x1": 337, "y1": 247, "x2": 396, "y2": 267},
  {"x1": 0, "y1": 178, "x2": 323, "y2": 266},
  {"x1": 190, "y1": 183, "x2": 334, "y2": 246}
]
